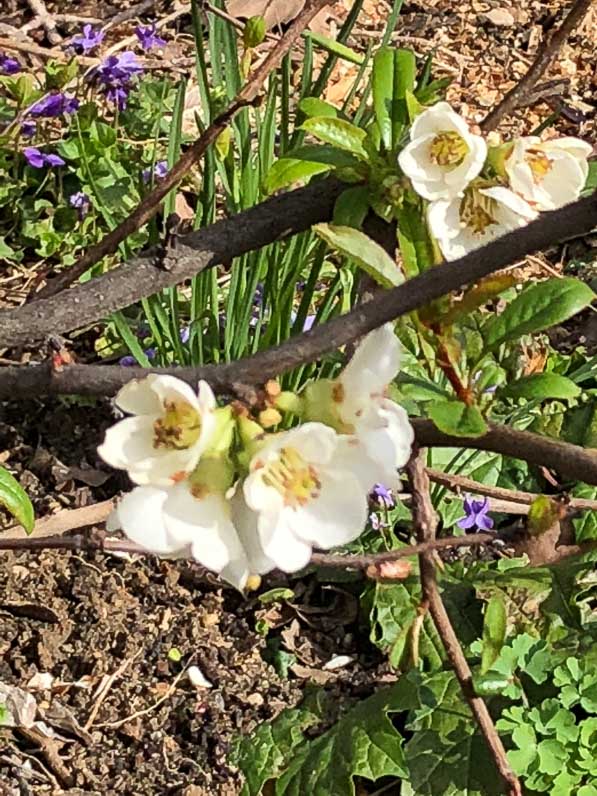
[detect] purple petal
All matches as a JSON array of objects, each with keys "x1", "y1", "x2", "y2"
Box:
[
  {"x1": 119, "y1": 355, "x2": 136, "y2": 367},
  {"x1": 45, "y1": 153, "x2": 65, "y2": 167},
  {"x1": 23, "y1": 147, "x2": 44, "y2": 168},
  {"x1": 476, "y1": 513, "x2": 494, "y2": 531},
  {"x1": 457, "y1": 514, "x2": 477, "y2": 530}
]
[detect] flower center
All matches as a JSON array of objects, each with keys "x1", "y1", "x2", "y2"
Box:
[
  {"x1": 262, "y1": 447, "x2": 321, "y2": 509},
  {"x1": 153, "y1": 400, "x2": 201, "y2": 450},
  {"x1": 525, "y1": 148, "x2": 552, "y2": 184},
  {"x1": 429, "y1": 131, "x2": 469, "y2": 168},
  {"x1": 460, "y1": 190, "x2": 498, "y2": 235}
]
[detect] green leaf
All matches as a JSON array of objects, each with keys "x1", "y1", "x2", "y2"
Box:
[
  {"x1": 498, "y1": 373, "x2": 581, "y2": 402},
  {"x1": 298, "y1": 97, "x2": 338, "y2": 118},
  {"x1": 428, "y1": 400, "x2": 488, "y2": 437},
  {"x1": 275, "y1": 682, "x2": 410, "y2": 794},
  {"x1": 581, "y1": 160, "x2": 597, "y2": 196},
  {"x1": 303, "y1": 32, "x2": 364, "y2": 65},
  {"x1": 481, "y1": 596, "x2": 507, "y2": 673},
  {"x1": 258, "y1": 588, "x2": 295, "y2": 605},
  {"x1": 0, "y1": 236, "x2": 16, "y2": 260},
  {"x1": 244, "y1": 15, "x2": 266, "y2": 48},
  {"x1": 0, "y1": 466, "x2": 34, "y2": 534},
  {"x1": 283, "y1": 144, "x2": 363, "y2": 169},
  {"x1": 372, "y1": 47, "x2": 416, "y2": 151},
  {"x1": 301, "y1": 117, "x2": 369, "y2": 160},
  {"x1": 483, "y1": 278, "x2": 595, "y2": 351},
  {"x1": 313, "y1": 223, "x2": 402, "y2": 288},
  {"x1": 395, "y1": 203, "x2": 435, "y2": 277},
  {"x1": 264, "y1": 158, "x2": 331, "y2": 193},
  {"x1": 333, "y1": 185, "x2": 370, "y2": 228}
]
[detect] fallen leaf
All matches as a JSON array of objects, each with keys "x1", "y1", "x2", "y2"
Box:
[
  {"x1": 482, "y1": 8, "x2": 515, "y2": 26},
  {"x1": 0, "y1": 682, "x2": 37, "y2": 728}
]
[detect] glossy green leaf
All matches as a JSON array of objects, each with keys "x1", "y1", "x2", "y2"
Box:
[
  {"x1": 264, "y1": 158, "x2": 331, "y2": 193},
  {"x1": 333, "y1": 185, "x2": 370, "y2": 228},
  {"x1": 0, "y1": 466, "x2": 34, "y2": 534},
  {"x1": 474, "y1": 673, "x2": 513, "y2": 696},
  {"x1": 499, "y1": 373, "x2": 581, "y2": 402},
  {"x1": 298, "y1": 97, "x2": 338, "y2": 118},
  {"x1": 301, "y1": 116, "x2": 369, "y2": 160},
  {"x1": 372, "y1": 47, "x2": 416, "y2": 151},
  {"x1": 428, "y1": 400, "x2": 488, "y2": 437},
  {"x1": 395, "y1": 204, "x2": 435, "y2": 277},
  {"x1": 481, "y1": 596, "x2": 507, "y2": 673},
  {"x1": 483, "y1": 278, "x2": 595, "y2": 351},
  {"x1": 313, "y1": 223, "x2": 402, "y2": 288}
]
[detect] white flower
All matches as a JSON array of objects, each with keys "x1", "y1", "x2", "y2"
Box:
[
  {"x1": 398, "y1": 102, "x2": 487, "y2": 200},
  {"x1": 505, "y1": 136, "x2": 592, "y2": 211},
  {"x1": 428, "y1": 184, "x2": 537, "y2": 261},
  {"x1": 107, "y1": 482, "x2": 274, "y2": 590},
  {"x1": 98, "y1": 375, "x2": 216, "y2": 486},
  {"x1": 242, "y1": 423, "x2": 369, "y2": 572},
  {"x1": 323, "y1": 325, "x2": 414, "y2": 487}
]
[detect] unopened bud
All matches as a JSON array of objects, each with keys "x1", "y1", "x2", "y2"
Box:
[
  {"x1": 243, "y1": 15, "x2": 266, "y2": 49},
  {"x1": 265, "y1": 379, "x2": 281, "y2": 399},
  {"x1": 245, "y1": 574, "x2": 262, "y2": 592},
  {"x1": 259, "y1": 407, "x2": 282, "y2": 428}
]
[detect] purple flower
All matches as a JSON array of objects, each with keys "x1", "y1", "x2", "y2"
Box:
[
  {"x1": 371, "y1": 483, "x2": 395, "y2": 510},
  {"x1": 29, "y1": 93, "x2": 79, "y2": 118},
  {"x1": 0, "y1": 52, "x2": 20, "y2": 75},
  {"x1": 69, "y1": 191, "x2": 91, "y2": 220},
  {"x1": 23, "y1": 147, "x2": 65, "y2": 168},
  {"x1": 71, "y1": 24, "x2": 105, "y2": 54},
  {"x1": 457, "y1": 496, "x2": 494, "y2": 532},
  {"x1": 119, "y1": 348, "x2": 156, "y2": 366},
  {"x1": 93, "y1": 52, "x2": 143, "y2": 109},
  {"x1": 180, "y1": 327, "x2": 190, "y2": 344},
  {"x1": 135, "y1": 23, "x2": 166, "y2": 51},
  {"x1": 302, "y1": 315, "x2": 316, "y2": 332},
  {"x1": 21, "y1": 120, "x2": 36, "y2": 138},
  {"x1": 142, "y1": 160, "x2": 168, "y2": 184}
]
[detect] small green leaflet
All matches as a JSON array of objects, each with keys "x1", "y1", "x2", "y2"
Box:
[
  {"x1": 481, "y1": 596, "x2": 507, "y2": 673},
  {"x1": 483, "y1": 278, "x2": 595, "y2": 351},
  {"x1": 0, "y1": 466, "x2": 34, "y2": 534},
  {"x1": 428, "y1": 400, "x2": 488, "y2": 437},
  {"x1": 301, "y1": 117, "x2": 369, "y2": 160},
  {"x1": 313, "y1": 223, "x2": 402, "y2": 288},
  {"x1": 498, "y1": 373, "x2": 581, "y2": 402}
]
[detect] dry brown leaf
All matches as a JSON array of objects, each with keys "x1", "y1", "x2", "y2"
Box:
[{"x1": 226, "y1": 0, "x2": 306, "y2": 28}]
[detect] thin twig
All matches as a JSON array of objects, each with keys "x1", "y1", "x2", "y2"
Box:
[
  {"x1": 481, "y1": 0, "x2": 593, "y2": 130},
  {"x1": 33, "y1": 0, "x2": 330, "y2": 300},
  {"x1": 407, "y1": 450, "x2": 522, "y2": 796},
  {"x1": 25, "y1": 0, "x2": 62, "y2": 45},
  {"x1": 0, "y1": 499, "x2": 114, "y2": 543}
]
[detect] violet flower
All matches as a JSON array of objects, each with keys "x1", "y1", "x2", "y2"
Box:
[
  {"x1": 69, "y1": 191, "x2": 91, "y2": 220},
  {"x1": 24, "y1": 147, "x2": 65, "y2": 168},
  {"x1": 0, "y1": 53, "x2": 20, "y2": 75},
  {"x1": 457, "y1": 496, "x2": 494, "y2": 532},
  {"x1": 135, "y1": 23, "x2": 166, "y2": 51},
  {"x1": 21, "y1": 120, "x2": 36, "y2": 138},
  {"x1": 119, "y1": 347, "x2": 156, "y2": 366},
  {"x1": 29, "y1": 93, "x2": 79, "y2": 118},
  {"x1": 180, "y1": 327, "x2": 190, "y2": 344},
  {"x1": 371, "y1": 483, "x2": 395, "y2": 510},
  {"x1": 71, "y1": 24, "x2": 105, "y2": 54},
  {"x1": 142, "y1": 160, "x2": 168, "y2": 184},
  {"x1": 93, "y1": 52, "x2": 143, "y2": 109}
]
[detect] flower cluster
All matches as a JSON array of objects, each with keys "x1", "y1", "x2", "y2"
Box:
[
  {"x1": 398, "y1": 102, "x2": 592, "y2": 261},
  {"x1": 135, "y1": 23, "x2": 166, "y2": 51},
  {"x1": 92, "y1": 52, "x2": 143, "y2": 109},
  {"x1": 71, "y1": 24, "x2": 104, "y2": 54},
  {"x1": 99, "y1": 325, "x2": 414, "y2": 590}
]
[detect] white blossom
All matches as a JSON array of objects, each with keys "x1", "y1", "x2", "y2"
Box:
[
  {"x1": 505, "y1": 136, "x2": 592, "y2": 211},
  {"x1": 398, "y1": 102, "x2": 487, "y2": 200},
  {"x1": 98, "y1": 375, "x2": 216, "y2": 486},
  {"x1": 428, "y1": 184, "x2": 537, "y2": 261},
  {"x1": 242, "y1": 423, "x2": 370, "y2": 572},
  {"x1": 107, "y1": 482, "x2": 274, "y2": 590}
]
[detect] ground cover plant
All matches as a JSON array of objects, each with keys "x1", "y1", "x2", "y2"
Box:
[{"x1": 0, "y1": 0, "x2": 596, "y2": 793}]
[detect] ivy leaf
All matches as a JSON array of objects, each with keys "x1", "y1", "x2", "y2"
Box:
[
  {"x1": 0, "y1": 466, "x2": 34, "y2": 534},
  {"x1": 313, "y1": 224, "x2": 403, "y2": 288},
  {"x1": 274, "y1": 682, "x2": 411, "y2": 795},
  {"x1": 483, "y1": 278, "x2": 595, "y2": 351},
  {"x1": 428, "y1": 400, "x2": 488, "y2": 437},
  {"x1": 301, "y1": 117, "x2": 369, "y2": 160},
  {"x1": 481, "y1": 596, "x2": 507, "y2": 673},
  {"x1": 498, "y1": 373, "x2": 581, "y2": 402}
]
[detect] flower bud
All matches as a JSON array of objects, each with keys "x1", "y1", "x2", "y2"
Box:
[
  {"x1": 243, "y1": 15, "x2": 266, "y2": 49},
  {"x1": 259, "y1": 407, "x2": 282, "y2": 428}
]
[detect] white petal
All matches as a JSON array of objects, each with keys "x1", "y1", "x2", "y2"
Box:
[
  {"x1": 148, "y1": 374, "x2": 203, "y2": 413},
  {"x1": 398, "y1": 134, "x2": 445, "y2": 182},
  {"x1": 340, "y1": 324, "x2": 401, "y2": 397},
  {"x1": 410, "y1": 102, "x2": 469, "y2": 140},
  {"x1": 258, "y1": 510, "x2": 313, "y2": 572},
  {"x1": 290, "y1": 471, "x2": 366, "y2": 549},
  {"x1": 115, "y1": 379, "x2": 163, "y2": 416},
  {"x1": 230, "y1": 489, "x2": 277, "y2": 575},
  {"x1": 98, "y1": 415, "x2": 158, "y2": 470},
  {"x1": 480, "y1": 187, "x2": 536, "y2": 220},
  {"x1": 115, "y1": 486, "x2": 183, "y2": 555}
]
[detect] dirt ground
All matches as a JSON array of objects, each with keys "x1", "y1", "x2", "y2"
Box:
[{"x1": 0, "y1": 0, "x2": 595, "y2": 793}]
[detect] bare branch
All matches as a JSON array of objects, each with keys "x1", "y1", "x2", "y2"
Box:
[
  {"x1": 32, "y1": 0, "x2": 330, "y2": 299},
  {"x1": 481, "y1": 0, "x2": 593, "y2": 131},
  {"x1": 407, "y1": 450, "x2": 522, "y2": 796}
]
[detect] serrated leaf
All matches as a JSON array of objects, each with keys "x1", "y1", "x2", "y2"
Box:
[
  {"x1": 313, "y1": 223, "x2": 403, "y2": 288},
  {"x1": 483, "y1": 278, "x2": 595, "y2": 351},
  {"x1": 275, "y1": 682, "x2": 410, "y2": 795},
  {"x1": 301, "y1": 117, "x2": 369, "y2": 160},
  {"x1": 428, "y1": 400, "x2": 488, "y2": 437},
  {"x1": 481, "y1": 595, "x2": 507, "y2": 673},
  {"x1": 264, "y1": 158, "x2": 331, "y2": 193},
  {"x1": 499, "y1": 374, "x2": 581, "y2": 402},
  {"x1": 0, "y1": 466, "x2": 34, "y2": 534}
]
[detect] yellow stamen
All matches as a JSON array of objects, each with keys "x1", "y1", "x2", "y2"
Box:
[
  {"x1": 460, "y1": 190, "x2": 498, "y2": 235},
  {"x1": 261, "y1": 446, "x2": 321, "y2": 509},
  {"x1": 525, "y1": 148, "x2": 552, "y2": 184},
  {"x1": 429, "y1": 131, "x2": 469, "y2": 168},
  {"x1": 153, "y1": 400, "x2": 201, "y2": 450}
]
